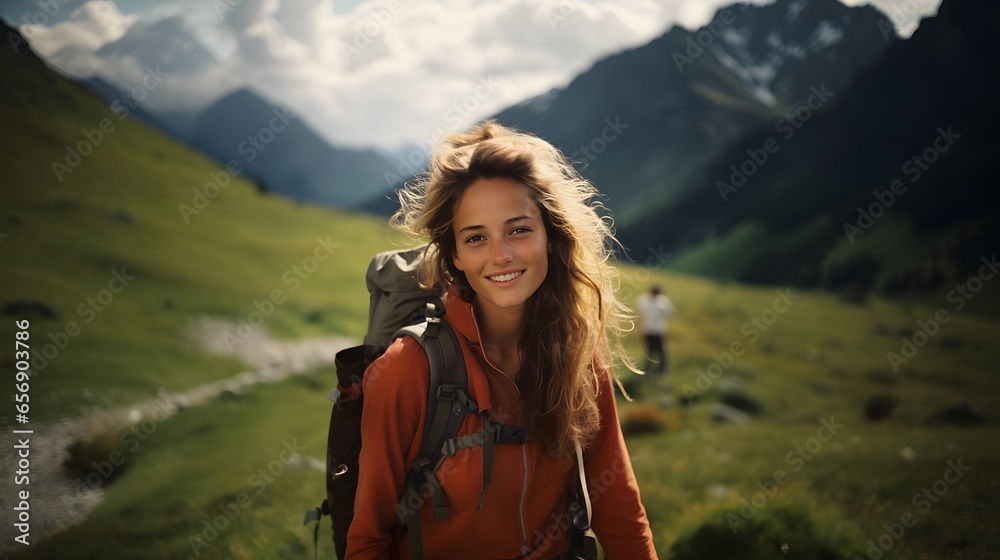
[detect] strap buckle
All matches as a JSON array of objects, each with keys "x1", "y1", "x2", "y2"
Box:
[
  {"x1": 493, "y1": 423, "x2": 527, "y2": 444},
  {"x1": 437, "y1": 383, "x2": 458, "y2": 401},
  {"x1": 423, "y1": 302, "x2": 443, "y2": 337}
]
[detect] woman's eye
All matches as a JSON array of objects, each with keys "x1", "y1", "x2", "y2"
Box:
[
  {"x1": 465, "y1": 234, "x2": 485, "y2": 244},
  {"x1": 511, "y1": 226, "x2": 531, "y2": 235}
]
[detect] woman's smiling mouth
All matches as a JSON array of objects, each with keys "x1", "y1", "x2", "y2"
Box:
[{"x1": 488, "y1": 270, "x2": 524, "y2": 283}]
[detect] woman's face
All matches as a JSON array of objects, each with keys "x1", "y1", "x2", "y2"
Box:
[{"x1": 452, "y1": 177, "x2": 550, "y2": 316}]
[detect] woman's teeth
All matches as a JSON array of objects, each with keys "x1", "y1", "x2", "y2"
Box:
[{"x1": 489, "y1": 271, "x2": 522, "y2": 282}]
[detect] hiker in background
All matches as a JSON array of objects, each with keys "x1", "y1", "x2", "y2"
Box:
[
  {"x1": 345, "y1": 121, "x2": 656, "y2": 559},
  {"x1": 637, "y1": 285, "x2": 676, "y2": 374}
]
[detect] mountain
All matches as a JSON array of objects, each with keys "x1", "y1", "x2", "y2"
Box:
[
  {"x1": 358, "y1": 175, "x2": 409, "y2": 216},
  {"x1": 82, "y1": 75, "x2": 197, "y2": 139},
  {"x1": 490, "y1": 0, "x2": 895, "y2": 219},
  {"x1": 189, "y1": 88, "x2": 396, "y2": 207},
  {"x1": 93, "y1": 15, "x2": 219, "y2": 76},
  {"x1": 31, "y1": 7, "x2": 396, "y2": 210},
  {"x1": 618, "y1": 0, "x2": 999, "y2": 299}
]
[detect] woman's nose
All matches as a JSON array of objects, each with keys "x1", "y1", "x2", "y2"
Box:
[{"x1": 491, "y1": 238, "x2": 513, "y2": 264}]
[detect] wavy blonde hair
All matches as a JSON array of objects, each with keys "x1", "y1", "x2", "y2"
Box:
[{"x1": 393, "y1": 120, "x2": 633, "y2": 466}]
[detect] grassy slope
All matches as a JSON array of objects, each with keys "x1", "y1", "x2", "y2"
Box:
[
  {"x1": 3, "y1": 41, "x2": 998, "y2": 560},
  {"x1": 17, "y1": 374, "x2": 339, "y2": 559},
  {"x1": 616, "y1": 266, "x2": 1000, "y2": 558},
  {"x1": 0, "y1": 44, "x2": 399, "y2": 422},
  {"x1": 13, "y1": 265, "x2": 999, "y2": 560}
]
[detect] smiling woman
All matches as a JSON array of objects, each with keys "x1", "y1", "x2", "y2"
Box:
[
  {"x1": 344, "y1": 121, "x2": 656, "y2": 560},
  {"x1": 451, "y1": 176, "x2": 551, "y2": 332}
]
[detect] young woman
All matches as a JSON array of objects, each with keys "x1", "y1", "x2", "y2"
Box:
[{"x1": 345, "y1": 121, "x2": 657, "y2": 559}]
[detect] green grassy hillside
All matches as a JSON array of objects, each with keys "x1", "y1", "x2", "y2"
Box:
[
  {"x1": 0, "y1": 36, "x2": 401, "y2": 422},
  {"x1": 615, "y1": 266, "x2": 1000, "y2": 559}
]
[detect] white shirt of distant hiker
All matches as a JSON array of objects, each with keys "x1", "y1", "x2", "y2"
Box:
[{"x1": 637, "y1": 291, "x2": 675, "y2": 335}]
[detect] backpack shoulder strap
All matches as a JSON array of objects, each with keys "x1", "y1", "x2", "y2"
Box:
[
  {"x1": 393, "y1": 303, "x2": 474, "y2": 467},
  {"x1": 393, "y1": 303, "x2": 473, "y2": 560}
]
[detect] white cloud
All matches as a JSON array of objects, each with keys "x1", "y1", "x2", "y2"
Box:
[
  {"x1": 218, "y1": 0, "x2": 689, "y2": 149},
  {"x1": 840, "y1": 0, "x2": 939, "y2": 37},
  {"x1": 16, "y1": 0, "x2": 941, "y2": 150},
  {"x1": 21, "y1": 1, "x2": 137, "y2": 63}
]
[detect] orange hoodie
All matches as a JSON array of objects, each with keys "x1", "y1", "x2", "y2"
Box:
[{"x1": 345, "y1": 285, "x2": 657, "y2": 560}]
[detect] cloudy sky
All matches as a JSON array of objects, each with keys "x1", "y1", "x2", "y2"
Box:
[{"x1": 3, "y1": 0, "x2": 941, "y2": 151}]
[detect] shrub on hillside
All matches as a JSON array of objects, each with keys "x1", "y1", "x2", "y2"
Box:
[
  {"x1": 670, "y1": 502, "x2": 865, "y2": 560},
  {"x1": 63, "y1": 413, "x2": 134, "y2": 486},
  {"x1": 621, "y1": 404, "x2": 679, "y2": 436}
]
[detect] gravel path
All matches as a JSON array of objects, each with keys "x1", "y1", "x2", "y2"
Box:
[{"x1": 0, "y1": 317, "x2": 353, "y2": 553}]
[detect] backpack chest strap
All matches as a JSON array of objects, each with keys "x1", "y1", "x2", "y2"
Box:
[{"x1": 440, "y1": 421, "x2": 533, "y2": 456}]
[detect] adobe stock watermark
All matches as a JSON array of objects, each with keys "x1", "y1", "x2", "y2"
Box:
[
  {"x1": 618, "y1": 245, "x2": 674, "y2": 303},
  {"x1": 338, "y1": 1, "x2": 403, "y2": 62},
  {"x1": 522, "y1": 451, "x2": 630, "y2": 559},
  {"x1": 843, "y1": 126, "x2": 960, "y2": 244},
  {"x1": 442, "y1": 76, "x2": 500, "y2": 130},
  {"x1": 627, "y1": 244, "x2": 674, "y2": 278},
  {"x1": 672, "y1": 6, "x2": 746, "y2": 73},
  {"x1": 52, "y1": 65, "x2": 171, "y2": 182},
  {"x1": 851, "y1": 458, "x2": 970, "y2": 559},
  {"x1": 876, "y1": 0, "x2": 935, "y2": 41},
  {"x1": 178, "y1": 104, "x2": 296, "y2": 223},
  {"x1": 29, "y1": 268, "x2": 136, "y2": 374},
  {"x1": 188, "y1": 439, "x2": 307, "y2": 556},
  {"x1": 221, "y1": 236, "x2": 340, "y2": 351},
  {"x1": 740, "y1": 288, "x2": 799, "y2": 343},
  {"x1": 717, "y1": 84, "x2": 834, "y2": 201},
  {"x1": 393, "y1": 459, "x2": 459, "y2": 523},
  {"x1": 545, "y1": 0, "x2": 579, "y2": 30},
  {"x1": 727, "y1": 417, "x2": 845, "y2": 533},
  {"x1": 568, "y1": 117, "x2": 629, "y2": 170},
  {"x1": 7, "y1": 0, "x2": 76, "y2": 52},
  {"x1": 213, "y1": 0, "x2": 245, "y2": 18},
  {"x1": 382, "y1": 75, "x2": 500, "y2": 188},
  {"x1": 681, "y1": 288, "x2": 799, "y2": 401},
  {"x1": 887, "y1": 253, "x2": 997, "y2": 372}
]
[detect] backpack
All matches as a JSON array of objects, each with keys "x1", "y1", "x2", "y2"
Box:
[{"x1": 304, "y1": 245, "x2": 597, "y2": 560}]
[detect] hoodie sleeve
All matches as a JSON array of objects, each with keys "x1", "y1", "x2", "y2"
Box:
[
  {"x1": 345, "y1": 338, "x2": 429, "y2": 560},
  {"x1": 585, "y1": 368, "x2": 658, "y2": 559}
]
